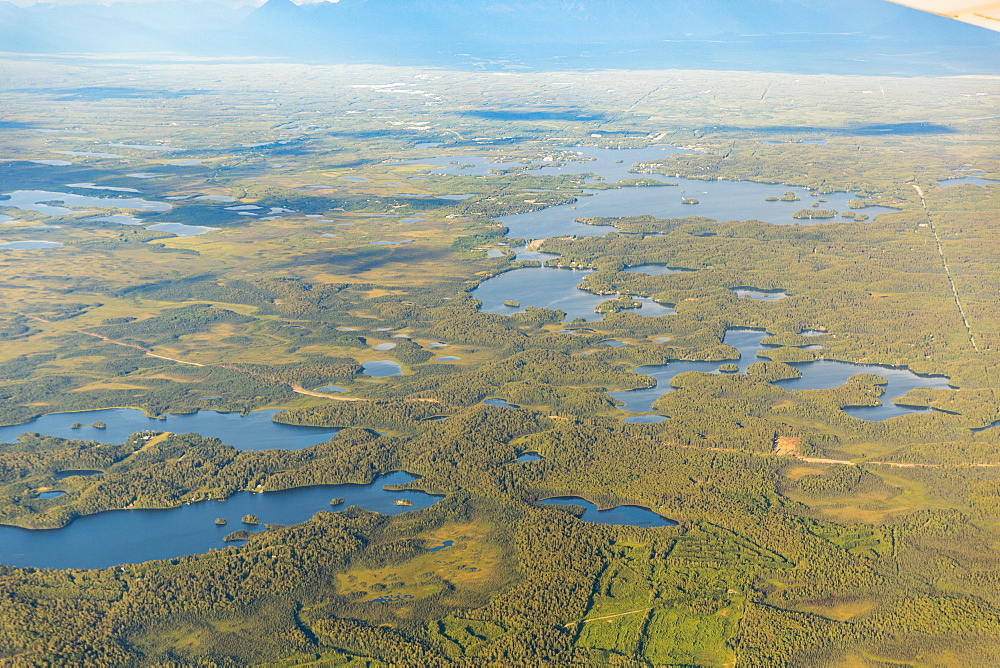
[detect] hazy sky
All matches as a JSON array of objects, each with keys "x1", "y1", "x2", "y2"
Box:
[{"x1": 7, "y1": 0, "x2": 336, "y2": 6}]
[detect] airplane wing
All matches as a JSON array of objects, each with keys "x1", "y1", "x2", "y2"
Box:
[{"x1": 885, "y1": 0, "x2": 1000, "y2": 32}]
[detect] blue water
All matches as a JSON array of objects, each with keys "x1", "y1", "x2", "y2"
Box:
[
  {"x1": 0, "y1": 472, "x2": 441, "y2": 569},
  {"x1": 0, "y1": 408, "x2": 339, "y2": 451},
  {"x1": 427, "y1": 540, "x2": 453, "y2": 552},
  {"x1": 775, "y1": 360, "x2": 951, "y2": 397},
  {"x1": 538, "y1": 497, "x2": 675, "y2": 527},
  {"x1": 146, "y1": 223, "x2": 219, "y2": 237},
  {"x1": 611, "y1": 329, "x2": 952, "y2": 420},
  {"x1": 610, "y1": 329, "x2": 771, "y2": 411},
  {"x1": 473, "y1": 267, "x2": 676, "y2": 321},
  {"x1": 0, "y1": 241, "x2": 63, "y2": 249},
  {"x1": 500, "y1": 181, "x2": 897, "y2": 239},
  {"x1": 0, "y1": 189, "x2": 170, "y2": 216},
  {"x1": 483, "y1": 398, "x2": 519, "y2": 408},
  {"x1": 622, "y1": 415, "x2": 669, "y2": 424},
  {"x1": 55, "y1": 470, "x2": 103, "y2": 479},
  {"x1": 362, "y1": 360, "x2": 403, "y2": 377},
  {"x1": 515, "y1": 452, "x2": 542, "y2": 463},
  {"x1": 732, "y1": 288, "x2": 788, "y2": 301},
  {"x1": 938, "y1": 177, "x2": 995, "y2": 188}
]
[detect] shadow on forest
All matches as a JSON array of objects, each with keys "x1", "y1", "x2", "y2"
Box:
[{"x1": 285, "y1": 245, "x2": 443, "y2": 274}]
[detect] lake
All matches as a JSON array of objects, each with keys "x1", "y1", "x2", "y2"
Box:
[
  {"x1": 0, "y1": 408, "x2": 339, "y2": 450},
  {"x1": 0, "y1": 190, "x2": 171, "y2": 215},
  {"x1": 399, "y1": 145, "x2": 897, "y2": 239},
  {"x1": 472, "y1": 266, "x2": 676, "y2": 321},
  {"x1": 146, "y1": 223, "x2": 220, "y2": 237},
  {"x1": 0, "y1": 241, "x2": 63, "y2": 249},
  {"x1": 500, "y1": 180, "x2": 898, "y2": 239},
  {"x1": 401, "y1": 144, "x2": 896, "y2": 238},
  {"x1": 610, "y1": 329, "x2": 952, "y2": 420},
  {"x1": 538, "y1": 497, "x2": 676, "y2": 527},
  {"x1": 732, "y1": 288, "x2": 788, "y2": 301},
  {"x1": 0, "y1": 472, "x2": 441, "y2": 569},
  {"x1": 938, "y1": 177, "x2": 996, "y2": 188},
  {"x1": 399, "y1": 145, "x2": 692, "y2": 181},
  {"x1": 362, "y1": 360, "x2": 403, "y2": 377}
]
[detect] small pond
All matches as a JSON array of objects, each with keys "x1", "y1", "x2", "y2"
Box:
[
  {"x1": 362, "y1": 360, "x2": 403, "y2": 377},
  {"x1": 146, "y1": 223, "x2": 219, "y2": 237},
  {"x1": 483, "y1": 398, "x2": 519, "y2": 408},
  {"x1": 732, "y1": 288, "x2": 788, "y2": 301},
  {"x1": 54, "y1": 470, "x2": 103, "y2": 479},
  {"x1": 538, "y1": 497, "x2": 676, "y2": 527},
  {"x1": 0, "y1": 472, "x2": 441, "y2": 569},
  {"x1": 427, "y1": 540, "x2": 453, "y2": 552}
]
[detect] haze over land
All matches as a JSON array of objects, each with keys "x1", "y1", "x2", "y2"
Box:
[
  {"x1": 1, "y1": 0, "x2": 997, "y2": 75},
  {"x1": 0, "y1": 1, "x2": 999, "y2": 665}
]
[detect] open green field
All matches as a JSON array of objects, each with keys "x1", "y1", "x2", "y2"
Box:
[{"x1": 0, "y1": 56, "x2": 999, "y2": 665}]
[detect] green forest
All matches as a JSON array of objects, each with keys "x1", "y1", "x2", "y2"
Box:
[{"x1": 0, "y1": 59, "x2": 998, "y2": 665}]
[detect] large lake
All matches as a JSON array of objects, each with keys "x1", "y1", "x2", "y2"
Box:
[
  {"x1": 404, "y1": 145, "x2": 898, "y2": 238},
  {"x1": 0, "y1": 189, "x2": 171, "y2": 215},
  {"x1": 0, "y1": 408, "x2": 339, "y2": 451},
  {"x1": 610, "y1": 329, "x2": 952, "y2": 421},
  {"x1": 472, "y1": 266, "x2": 676, "y2": 321},
  {"x1": 0, "y1": 472, "x2": 440, "y2": 569}
]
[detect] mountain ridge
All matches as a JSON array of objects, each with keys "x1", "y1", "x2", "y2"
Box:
[{"x1": 0, "y1": 0, "x2": 995, "y2": 75}]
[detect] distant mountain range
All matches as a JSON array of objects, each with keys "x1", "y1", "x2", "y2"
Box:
[{"x1": 0, "y1": 0, "x2": 996, "y2": 75}]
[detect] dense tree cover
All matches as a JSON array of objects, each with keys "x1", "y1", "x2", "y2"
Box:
[{"x1": 1, "y1": 62, "x2": 998, "y2": 664}]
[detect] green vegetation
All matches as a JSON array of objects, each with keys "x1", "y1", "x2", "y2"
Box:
[
  {"x1": 792, "y1": 208, "x2": 837, "y2": 218},
  {"x1": 0, "y1": 58, "x2": 998, "y2": 665}
]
